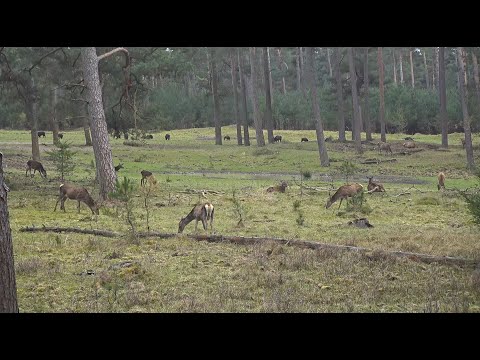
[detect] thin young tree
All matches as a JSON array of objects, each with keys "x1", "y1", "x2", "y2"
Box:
[
  {"x1": 208, "y1": 47, "x2": 222, "y2": 145},
  {"x1": 306, "y1": 47, "x2": 329, "y2": 166},
  {"x1": 438, "y1": 47, "x2": 448, "y2": 148},
  {"x1": 348, "y1": 47, "x2": 362, "y2": 153},
  {"x1": 238, "y1": 48, "x2": 250, "y2": 146},
  {"x1": 457, "y1": 47, "x2": 475, "y2": 169},
  {"x1": 364, "y1": 48, "x2": 372, "y2": 141},
  {"x1": 230, "y1": 50, "x2": 243, "y2": 145},
  {"x1": 409, "y1": 49, "x2": 415, "y2": 88},
  {"x1": 378, "y1": 47, "x2": 387, "y2": 143}
]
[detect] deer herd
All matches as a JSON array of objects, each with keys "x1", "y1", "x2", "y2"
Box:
[{"x1": 21, "y1": 134, "x2": 455, "y2": 235}]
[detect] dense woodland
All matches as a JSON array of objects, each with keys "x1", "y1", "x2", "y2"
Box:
[{"x1": 1, "y1": 47, "x2": 479, "y2": 135}]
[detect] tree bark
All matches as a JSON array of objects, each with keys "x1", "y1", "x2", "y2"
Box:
[
  {"x1": 276, "y1": 48, "x2": 287, "y2": 95},
  {"x1": 348, "y1": 48, "x2": 362, "y2": 153},
  {"x1": 296, "y1": 47, "x2": 302, "y2": 92},
  {"x1": 334, "y1": 48, "x2": 346, "y2": 142},
  {"x1": 26, "y1": 77, "x2": 40, "y2": 161},
  {"x1": 399, "y1": 50, "x2": 404, "y2": 84},
  {"x1": 306, "y1": 47, "x2": 329, "y2": 166},
  {"x1": 230, "y1": 51, "x2": 242, "y2": 145},
  {"x1": 364, "y1": 48, "x2": 372, "y2": 141},
  {"x1": 438, "y1": 47, "x2": 449, "y2": 148},
  {"x1": 238, "y1": 49, "x2": 250, "y2": 146},
  {"x1": 82, "y1": 102, "x2": 92, "y2": 146},
  {"x1": 81, "y1": 47, "x2": 116, "y2": 200},
  {"x1": 409, "y1": 50, "x2": 415, "y2": 88},
  {"x1": 433, "y1": 47, "x2": 439, "y2": 90},
  {"x1": 457, "y1": 47, "x2": 475, "y2": 169},
  {"x1": 208, "y1": 48, "x2": 222, "y2": 145},
  {"x1": 0, "y1": 153, "x2": 19, "y2": 313},
  {"x1": 51, "y1": 87, "x2": 60, "y2": 144},
  {"x1": 393, "y1": 49, "x2": 397, "y2": 84},
  {"x1": 326, "y1": 48, "x2": 333, "y2": 77},
  {"x1": 378, "y1": 47, "x2": 387, "y2": 143},
  {"x1": 263, "y1": 47, "x2": 274, "y2": 143},
  {"x1": 423, "y1": 49, "x2": 430, "y2": 89},
  {"x1": 249, "y1": 47, "x2": 266, "y2": 146},
  {"x1": 471, "y1": 51, "x2": 480, "y2": 112},
  {"x1": 267, "y1": 47, "x2": 274, "y2": 107}
]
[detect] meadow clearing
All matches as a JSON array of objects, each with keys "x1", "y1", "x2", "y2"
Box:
[{"x1": 2, "y1": 126, "x2": 480, "y2": 312}]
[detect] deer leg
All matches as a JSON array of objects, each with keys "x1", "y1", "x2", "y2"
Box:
[
  {"x1": 77, "y1": 201, "x2": 81, "y2": 213},
  {"x1": 338, "y1": 198, "x2": 343, "y2": 209},
  {"x1": 195, "y1": 219, "x2": 199, "y2": 232},
  {"x1": 54, "y1": 196, "x2": 62, "y2": 212},
  {"x1": 202, "y1": 218, "x2": 207, "y2": 230},
  {"x1": 60, "y1": 197, "x2": 67, "y2": 212}
]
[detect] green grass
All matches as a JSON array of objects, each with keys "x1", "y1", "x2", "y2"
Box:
[{"x1": 3, "y1": 126, "x2": 480, "y2": 312}]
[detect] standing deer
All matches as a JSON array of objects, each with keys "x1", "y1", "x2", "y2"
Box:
[
  {"x1": 178, "y1": 202, "x2": 214, "y2": 233},
  {"x1": 326, "y1": 183, "x2": 364, "y2": 209},
  {"x1": 140, "y1": 170, "x2": 157, "y2": 186},
  {"x1": 367, "y1": 176, "x2": 386, "y2": 193},
  {"x1": 377, "y1": 142, "x2": 392, "y2": 155},
  {"x1": 114, "y1": 163, "x2": 124, "y2": 172},
  {"x1": 267, "y1": 180, "x2": 288, "y2": 193},
  {"x1": 437, "y1": 172, "x2": 446, "y2": 191},
  {"x1": 54, "y1": 183, "x2": 99, "y2": 215},
  {"x1": 26, "y1": 160, "x2": 47, "y2": 178}
]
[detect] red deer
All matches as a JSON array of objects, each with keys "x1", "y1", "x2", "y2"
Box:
[
  {"x1": 140, "y1": 170, "x2": 156, "y2": 186},
  {"x1": 54, "y1": 183, "x2": 99, "y2": 215},
  {"x1": 301, "y1": 137, "x2": 309, "y2": 142},
  {"x1": 178, "y1": 202, "x2": 214, "y2": 233},
  {"x1": 326, "y1": 183, "x2": 364, "y2": 209},
  {"x1": 26, "y1": 160, "x2": 47, "y2": 178},
  {"x1": 267, "y1": 180, "x2": 288, "y2": 193},
  {"x1": 58, "y1": 133, "x2": 64, "y2": 139},
  {"x1": 224, "y1": 135, "x2": 231, "y2": 141},
  {"x1": 273, "y1": 135, "x2": 282, "y2": 143},
  {"x1": 367, "y1": 176, "x2": 386, "y2": 193},
  {"x1": 165, "y1": 133, "x2": 171, "y2": 140},
  {"x1": 461, "y1": 138, "x2": 466, "y2": 148},
  {"x1": 437, "y1": 172, "x2": 446, "y2": 191},
  {"x1": 114, "y1": 163, "x2": 124, "y2": 172},
  {"x1": 37, "y1": 131, "x2": 46, "y2": 137},
  {"x1": 377, "y1": 142, "x2": 392, "y2": 155},
  {"x1": 403, "y1": 141, "x2": 416, "y2": 148}
]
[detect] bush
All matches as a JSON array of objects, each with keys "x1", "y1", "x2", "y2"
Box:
[{"x1": 463, "y1": 169, "x2": 480, "y2": 226}]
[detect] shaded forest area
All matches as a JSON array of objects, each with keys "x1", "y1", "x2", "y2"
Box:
[{"x1": 1, "y1": 47, "x2": 479, "y2": 138}]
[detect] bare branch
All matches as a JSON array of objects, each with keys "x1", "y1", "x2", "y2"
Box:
[
  {"x1": 97, "y1": 47, "x2": 130, "y2": 66},
  {"x1": 26, "y1": 47, "x2": 63, "y2": 73}
]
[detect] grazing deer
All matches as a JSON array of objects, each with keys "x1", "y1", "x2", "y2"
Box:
[
  {"x1": 273, "y1": 135, "x2": 282, "y2": 143},
  {"x1": 324, "y1": 136, "x2": 333, "y2": 142},
  {"x1": 404, "y1": 137, "x2": 414, "y2": 141},
  {"x1": 301, "y1": 137, "x2": 309, "y2": 142},
  {"x1": 140, "y1": 170, "x2": 157, "y2": 186},
  {"x1": 178, "y1": 202, "x2": 214, "y2": 233},
  {"x1": 403, "y1": 141, "x2": 416, "y2": 149},
  {"x1": 437, "y1": 172, "x2": 446, "y2": 191},
  {"x1": 114, "y1": 163, "x2": 124, "y2": 172},
  {"x1": 37, "y1": 131, "x2": 46, "y2": 137},
  {"x1": 165, "y1": 133, "x2": 171, "y2": 140},
  {"x1": 26, "y1": 160, "x2": 47, "y2": 178},
  {"x1": 224, "y1": 135, "x2": 231, "y2": 141},
  {"x1": 377, "y1": 142, "x2": 392, "y2": 155},
  {"x1": 54, "y1": 183, "x2": 99, "y2": 215},
  {"x1": 367, "y1": 176, "x2": 385, "y2": 193},
  {"x1": 326, "y1": 183, "x2": 364, "y2": 209},
  {"x1": 267, "y1": 180, "x2": 288, "y2": 193}
]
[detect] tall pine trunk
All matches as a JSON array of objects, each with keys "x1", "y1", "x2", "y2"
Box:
[
  {"x1": 230, "y1": 51, "x2": 242, "y2": 145},
  {"x1": 81, "y1": 47, "x2": 116, "y2": 200},
  {"x1": 263, "y1": 47, "x2": 274, "y2": 143},
  {"x1": 26, "y1": 77, "x2": 40, "y2": 161},
  {"x1": 326, "y1": 48, "x2": 333, "y2": 77},
  {"x1": 438, "y1": 47, "x2": 448, "y2": 148},
  {"x1": 306, "y1": 47, "x2": 329, "y2": 166},
  {"x1": 238, "y1": 49, "x2": 250, "y2": 146},
  {"x1": 423, "y1": 50, "x2": 430, "y2": 89},
  {"x1": 334, "y1": 48, "x2": 346, "y2": 142},
  {"x1": 378, "y1": 47, "x2": 387, "y2": 143},
  {"x1": 457, "y1": 47, "x2": 475, "y2": 169},
  {"x1": 471, "y1": 51, "x2": 480, "y2": 112},
  {"x1": 409, "y1": 50, "x2": 415, "y2": 88},
  {"x1": 399, "y1": 51, "x2": 404, "y2": 84},
  {"x1": 348, "y1": 48, "x2": 362, "y2": 153},
  {"x1": 364, "y1": 48, "x2": 372, "y2": 141},
  {"x1": 208, "y1": 48, "x2": 222, "y2": 145},
  {"x1": 393, "y1": 49, "x2": 397, "y2": 85},
  {"x1": 51, "y1": 87, "x2": 60, "y2": 144},
  {"x1": 0, "y1": 153, "x2": 19, "y2": 313},
  {"x1": 276, "y1": 48, "x2": 287, "y2": 95},
  {"x1": 83, "y1": 102, "x2": 92, "y2": 146},
  {"x1": 249, "y1": 47, "x2": 265, "y2": 146}
]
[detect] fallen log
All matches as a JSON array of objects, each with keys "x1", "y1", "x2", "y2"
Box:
[
  {"x1": 19, "y1": 226, "x2": 478, "y2": 268},
  {"x1": 20, "y1": 226, "x2": 121, "y2": 238}
]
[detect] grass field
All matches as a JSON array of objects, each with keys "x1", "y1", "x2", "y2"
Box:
[{"x1": 2, "y1": 126, "x2": 480, "y2": 312}]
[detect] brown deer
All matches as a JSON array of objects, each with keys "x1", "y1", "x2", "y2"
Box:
[
  {"x1": 26, "y1": 160, "x2": 47, "y2": 178},
  {"x1": 140, "y1": 170, "x2": 157, "y2": 186},
  {"x1": 114, "y1": 163, "x2": 124, "y2": 172},
  {"x1": 267, "y1": 180, "x2": 288, "y2": 193},
  {"x1": 54, "y1": 183, "x2": 99, "y2": 215},
  {"x1": 437, "y1": 172, "x2": 446, "y2": 191},
  {"x1": 326, "y1": 183, "x2": 364, "y2": 209},
  {"x1": 377, "y1": 142, "x2": 392, "y2": 155},
  {"x1": 367, "y1": 176, "x2": 386, "y2": 193},
  {"x1": 403, "y1": 141, "x2": 416, "y2": 149},
  {"x1": 178, "y1": 202, "x2": 214, "y2": 233}
]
